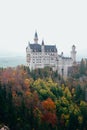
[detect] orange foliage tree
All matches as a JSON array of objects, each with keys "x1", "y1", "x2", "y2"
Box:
[{"x1": 41, "y1": 98, "x2": 57, "y2": 127}]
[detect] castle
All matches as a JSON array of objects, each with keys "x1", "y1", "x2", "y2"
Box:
[{"x1": 26, "y1": 32, "x2": 77, "y2": 78}]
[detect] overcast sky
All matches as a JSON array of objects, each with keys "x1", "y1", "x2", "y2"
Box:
[{"x1": 0, "y1": 0, "x2": 87, "y2": 60}]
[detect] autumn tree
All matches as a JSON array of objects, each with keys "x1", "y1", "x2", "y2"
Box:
[{"x1": 41, "y1": 98, "x2": 57, "y2": 129}]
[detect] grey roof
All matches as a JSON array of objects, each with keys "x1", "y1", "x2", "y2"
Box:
[
  {"x1": 44, "y1": 45, "x2": 57, "y2": 52},
  {"x1": 30, "y1": 43, "x2": 41, "y2": 52},
  {"x1": 29, "y1": 43, "x2": 57, "y2": 52},
  {"x1": 58, "y1": 55, "x2": 72, "y2": 59},
  {"x1": 62, "y1": 57, "x2": 72, "y2": 59}
]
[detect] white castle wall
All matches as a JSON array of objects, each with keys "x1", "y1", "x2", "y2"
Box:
[{"x1": 26, "y1": 33, "x2": 76, "y2": 78}]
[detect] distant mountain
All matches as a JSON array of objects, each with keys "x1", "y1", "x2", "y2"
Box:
[{"x1": 0, "y1": 56, "x2": 26, "y2": 68}]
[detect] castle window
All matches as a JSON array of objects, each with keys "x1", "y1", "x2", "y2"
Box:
[
  {"x1": 51, "y1": 49, "x2": 54, "y2": 52},
  {"x1": 51, "y1": 57, "x2": 54, "y2": 60}
]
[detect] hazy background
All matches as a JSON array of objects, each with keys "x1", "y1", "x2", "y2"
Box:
[{"x1": 0, "y1": 0, "x2": 87, "y2": 61}]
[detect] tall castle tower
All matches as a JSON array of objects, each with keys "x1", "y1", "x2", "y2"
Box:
[
  {"x1": 34, "y1": 31, "x2": 38, "y2": 43},
  {"x1": 71, "y1": 45, "x2": 77, "y2": 63}
]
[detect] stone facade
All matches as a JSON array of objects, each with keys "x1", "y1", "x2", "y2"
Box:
[{"x1": 26, "y1": 32, "x2": 77, "y2": 78}]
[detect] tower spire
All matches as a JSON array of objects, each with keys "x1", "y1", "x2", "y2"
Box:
[
  {"x1": 34, "y1": 31, "x2": 38, "y2": 43},
  {"x1": 42, "y1": 39, "x2": 44, "y2": 46}
]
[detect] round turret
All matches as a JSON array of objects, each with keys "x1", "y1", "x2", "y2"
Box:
[
  {"x1": 71, "y1": 45, "x2": 77, "y2": 63},
  {"x1": 72, "y1": 45, "x2": 76, "y2": 51}
]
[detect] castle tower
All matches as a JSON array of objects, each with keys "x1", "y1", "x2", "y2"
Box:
[
  {"x1": 34, "y1": 31, "x2": 38, "y2": 43},
  {"x1": 71, "y1": 45, "x2": 77, "y2": 63},
  {"x1": 41, "y1": 39, "x2": 45, "y2": 51},
  {"x1": 42, "y1": 39, "x2": 44, "y2": 46},
  {"x1": 41, "y1": 40, "x2": 45, "y2": 68},
  {"x1": 61, "y1": 52, "x2": 63, "y2": 57}
]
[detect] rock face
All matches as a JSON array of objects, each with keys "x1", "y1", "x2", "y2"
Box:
[{"x1": 0, "y1": 125, "x2": 9, "y2": 130}]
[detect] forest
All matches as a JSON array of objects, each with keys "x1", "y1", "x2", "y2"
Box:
[{"x1": 0, "y1": 64, "x2": 87, "y2": 130}]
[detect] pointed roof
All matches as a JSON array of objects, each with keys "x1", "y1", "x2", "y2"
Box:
[
  {"x1": 42, "y1": 39, "x2": 44, "y2": 45},
  {"x1": 34, "y1": 31, "x2": 38, "y2": 43},
  {"x1": 35, "y1": 31, "x2": 38, "y2": 38},
  {"x1": 34, "y1": 31, "x2": 38, "y2": 40}
]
